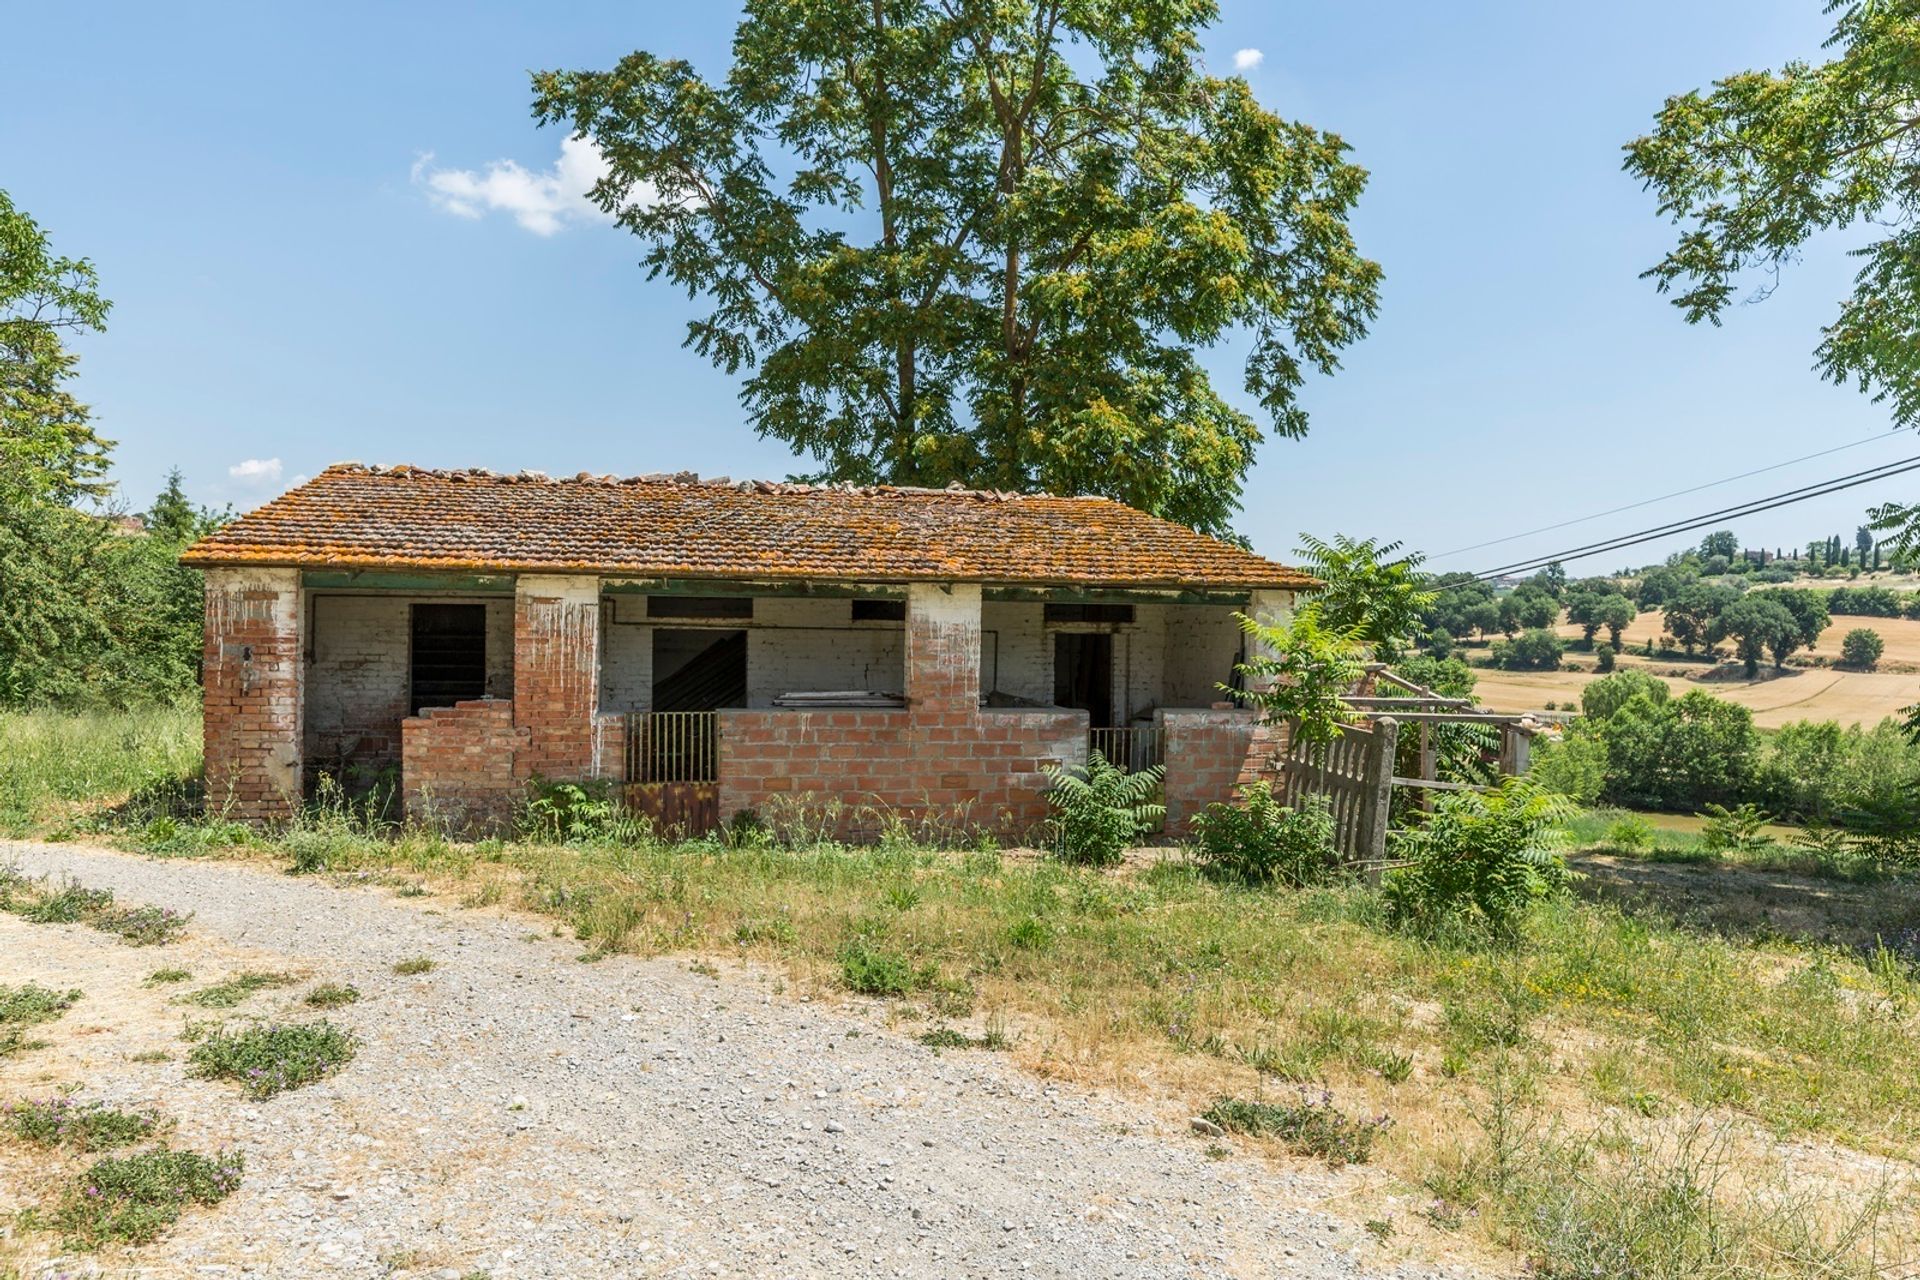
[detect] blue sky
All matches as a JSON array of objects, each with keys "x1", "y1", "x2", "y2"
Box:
[{"x1": 5, "y1": 1, "x2": 1913, "y2": 574}]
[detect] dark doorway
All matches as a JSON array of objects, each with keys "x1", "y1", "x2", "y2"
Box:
[
  {"x1": 1053, "y1": 632, "x2": 1114, "y2": 728},
  {"x1": 410, "y1": 603, "x2": 487, "y2": 714},
  {"x1": 652, "y1": 629, "x2": 748, "y2": 710}
]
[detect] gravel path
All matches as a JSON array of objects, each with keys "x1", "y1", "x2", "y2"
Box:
[{"x1": 2, "y1": 840, "x2": 1471, "y2": 1280}]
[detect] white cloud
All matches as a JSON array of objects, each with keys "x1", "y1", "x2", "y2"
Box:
[
  {"x1": 228, "y1": 458, "x2": 283, "y2": 486},
  {"x1": 412, "y1": 136, "x2": 623, "y2": 236},
  {"x1": 1233, "y1": 48, "x2": 1264, "y2": 71}
]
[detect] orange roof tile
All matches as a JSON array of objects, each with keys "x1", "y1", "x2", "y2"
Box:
[{"x1": 180, "y1": 464, "x2": 1314, "y2": 590}]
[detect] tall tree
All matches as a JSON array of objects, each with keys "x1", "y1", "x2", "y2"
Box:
[
  {"x1": 533, "y1": 0, "x2": 1382, "y2": 535},
  {"x1": 1292, "y1": 533, "x2": 1434, "y2": 662},
  {"x1": 1, "y1": 189, "x2": 112, "y2": 504}
]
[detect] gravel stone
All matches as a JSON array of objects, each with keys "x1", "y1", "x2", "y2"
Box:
[{"x1": 1, "y1": 840, "x2": 1467, "y2": 1279}]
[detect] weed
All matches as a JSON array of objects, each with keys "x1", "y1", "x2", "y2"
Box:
[
  {"x1": 392, "y1": 956, "x2": 435, "y2": 975},
  {"x1": 1044, "y1": 752, "x2": 1165, "y2": 866},
  {"x1": 1004, "y1": 916, "x2": 1053, "y2": 950},
  {"x1": 1200, "y1": 1090, "x2": 1393, "y2": 1167},
  {"x1": 17, "y1": 880, "x2": 114, "y2": 923},
  {"x1": 838, "y1": 938, "x2": 916, "y2": 996},
  {"x1": 917, "y1": 1020, "x2": 1009, "y2": 1052},
  {"x1": 52, "y1": 1147, "x2": 243, "y2": 1248},
  {"x1": 180, "y1": 972, "x2": 297, "y2": 1009},
  {"x1": 1190, "y1": 785, "x2": 1338, "y2": 887},
  {"x1": 129, "y1": 1050, "x2": 171, "y2": 1063},
  {"x1": 143, "y1": 968, "x2": 191, "y2": 986},
  {"x1": 4, "y1": 1097, "x2": 161, "y2": 1151},
  {"x1": 303, "y1": 983, "x2": 360, "y2": 1008},
  {"x1": 1363, "y1": 1218, "x2": 1394, "y2": 1243},
  {"x1": 186, "y1": 1021, "x2": 357, "y2": 1099},
  {"x1": 0, "y1": 983, "x2": 81, "y2": 1055},
  {"x1": 89, "y1": 904, "x2": 191, "y2": 946}
]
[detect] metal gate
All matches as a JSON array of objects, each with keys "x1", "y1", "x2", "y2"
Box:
[{"x1": 623, "y1": 711, "x2": 720, "y2": 836}]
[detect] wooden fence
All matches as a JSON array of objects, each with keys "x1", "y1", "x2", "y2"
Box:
[{"x1": 1282, "y1": 716, "x2": 1400, "y2": 869}]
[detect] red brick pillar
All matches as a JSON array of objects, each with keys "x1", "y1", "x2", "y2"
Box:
[
  {"x1": 905, "y1": 582, "x2": 982, "y2": 721},
  {"x1": 512, "y1": 574, "x2": 603, "y2": 780},
  {"x1": 202, "y1": 568, "x2": 304, "y2": 822}
]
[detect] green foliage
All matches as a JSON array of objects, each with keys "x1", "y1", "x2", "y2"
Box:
[
  {"x1": 1604, "y1": 813, "x2": 1655, "y2": 853},
  {"x1": 1293, "y1": 534, "x2": 1435, "y2": 660},
  {"x1": 838, "y1": 938, "x2": 917, "y2": 996},
  {"x1": 1490, "y1": 627, "x2": 1564, "y2": 671},
  {"x1": 1593, "y1": 643, "x2": 1615, "y2": 673},
  {"x1": 1228, "y1": 610, "x2": 1366, "y2": 749},
  {"x1": 3, "y1": 1097, "x2": 159, "y2": 1151},
  {"x1": 1043, "y1": 751, "x2": 1165, "y2": 867},
  {"x1": 1384, "y1": 780, "x2": 1574, "y2": 941},
  {"x1": 52, "y1": 1147, "x2": 243, "y2": 1249},
  {"x1": 1840, "y1": 626, "x2": 1885, "y2": 669},
  {"x1": 303, "y1": 983, "x2": 360, "y2": 1008},
  {"x1": 186, "y1": 1021, "x2": 358, "y2": 1099},
  {"x1": 1661, "y1": 582, "x2": 1740, "y2": 655},
  {"x1": 1602, "y1": 690, "x2": 1759, "y2": 810},
  {"x1": 1200, "y1": 1090, "x2": 1392, "y2": 1167},
  {"x1": 88, "y1": 903, "x2": 190, "y2": 946},
  {"x1": 180, "y1": 971, "x2": 297, "y2": 1009},
  {"x1": 1698, "y1": 802, "x2": 1773, "y2": 855},
  {"x1": 392, "y1": 956, "x2": 435, "y2": 975},
  {"x1": 0, "y1": 982, "x2": 81, "y2": 1030},
  {"x1": 1526, "y1": 723, "x2": 1608, "y2": 807},
  {"x1": 521, "y1": 779, "x2": 626, "y2": 844},
  {"x1": 1626, "y1": 2, "x2": 1920, "y2": 432},
  {"x1": 1189, "y1": 786, "x2": 1336, "y2": 887},
  {"x1": 1769, "y1": 586, "x2": 1830, "y2": 648},
  {"x1": 532, "y1": 2, "x2": 1381, "y2": 536},
  {"x1": 0, "y1": 705, "x2": 202, "y2": 833},
  {"x1": 1710, "y1": 594, "x2": 1801, "y2": 676},
  {"x1": 1580, "y1": 670, "x2": 1669, "y2": 722}
]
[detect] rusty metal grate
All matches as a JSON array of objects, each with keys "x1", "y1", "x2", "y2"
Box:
[{"x1": 625, "y1": 710, "x2": 719, "y2": 784}]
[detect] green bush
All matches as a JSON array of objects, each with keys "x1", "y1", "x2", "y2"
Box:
[
  {"x1": 1490, "y1": 628, "x2": 1565, "y2": 671},
  {"x1": 53, "y1": 1147, "x2": 243, "y2": 1249},
  {"x1": 1593, "y1": 643, "x2": 1615, "y2": 672},
  {"x1": 1697, "y1": 802, "x2": 1773, "y2": 855},
  {"x1": 1840, "y1": 627, "x2": 1885, "y2": 669},
  {"x1": 1384, "y1": 779, "x2": 1574, "y2": 941},
  {"x1": 838, "y1": 938, "x2": 917, "y2": 996},
  {"x1": 186, "y1": 1021, "x2": 357, "y2": 1099},
  {"x1": 1201, "y1": 1090, "x2": 1392, "y2": 1167},
  {"x1": 1580, "y1": 670, "x2": 1669, "y2": 721},
  {"x1": 3, "y1": 1097, "x2": 159, "y2": 1151},
  {"x1": 1043, "y1": 751, "x2": 1165, "y2": 866},
  {"x1": 1190, "y1": 784, "x2": 1336, "y2": 887},
  {"x1": 1603, "y1": 813, "x2": 1655, "y2": 853},
  {"x1": 1527, "y1": 723, "x2": 1608, "y2": 806}
]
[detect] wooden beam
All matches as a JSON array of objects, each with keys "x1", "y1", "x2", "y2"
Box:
[
  {"x1": 981, "y1": 584, "x2": 1254, "y2": 606},
  {"x1": 1362, "y1": 711, "x2": 1540, "y2": 731},
  {"x1": 301, "y1": 570, "x2": 513, "y2": 592},
  {"x1": 601, "y1": 578, "x2": 907, "y2": 600}
]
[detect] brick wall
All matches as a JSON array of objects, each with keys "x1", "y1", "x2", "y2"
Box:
[
  {"x1": 1158, "y1": 707, "x2": 1287, "y2": 835},
  {"x1": 203, "y1": 568, "x2": 304, "y2": 822},
  {"x1": 513, "y1": 575, "x2": 602, "y2": 779},
  {"x1": 305, "y1": 593, "x2": 513, "y2": 776},
  {"x1": 717, "y1": 706, "x2": 1085, "y2": 839},
  {"x1": 400, "y1": 698, "x2": 528, "y2": 833}
]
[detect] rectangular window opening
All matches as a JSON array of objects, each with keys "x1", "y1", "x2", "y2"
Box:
[
  {"x1": 851, "y1": 598, "x2": 906, "y2": 622},
  {"x1": 410, "y1": 603, "x2": 487, "y2": 714}
]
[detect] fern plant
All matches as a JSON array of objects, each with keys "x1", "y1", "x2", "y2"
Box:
[
  {"x1": 1044, "y1": 751, "x2": 1165, "y2": 867},
  {"x1": 1697, "y1": 802, "x2": 1772, "y2": 855}
]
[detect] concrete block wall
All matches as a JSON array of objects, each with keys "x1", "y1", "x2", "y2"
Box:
[
  {"x1": 400, "y1": 698, "x2": 528, "y2": 833},
  {"x1": 304, "y1": 593, "x2": 513, "y2": 775},
  {"x1": 202, "y1": 568, "x2": 304, "y2": 821}
]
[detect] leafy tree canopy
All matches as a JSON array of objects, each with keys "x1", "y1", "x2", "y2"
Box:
[
  {"x1": 532, "y1": 0, "x2": 1382, "y2": 535},
  {"x1": 1293, "y1": 533, "x2": 1433, "y2": 660},
  {"x1": 1625, "y1": 3, "x2": 1920, "y2": 549},
  {"x1": 1, "y1": 188, "x2": 112, "y2": 505}
]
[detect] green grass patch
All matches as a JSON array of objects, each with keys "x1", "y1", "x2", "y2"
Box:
[
  {"x1": 88, "y1": 903, "x2": 192, "y2": 946},
  {"x1": 186, "y1": 1021, "x2": 356, "y2": 1098},
  {"x1": 51, "y1": 1146, "x2": 243, "y2": 1248},
  {"x1": 178, "y1": 972, "x2": 298, "y2": 1009},
  {"x1": 143, "y1": 968, "x2": 191, "y2": 987},
  {"x1": 0, "y1": 705, "x2": 201, "y2": 836},
  {"x1": 391, "y1": 956, "x2": 435, "y2": 975},
  {"x1": 3, "y1": 1097, "x2": 161, "y2": 1151},
  {"x1": 1201, "y1": 1091, "x2": 1392, "y2": 1167},
  {"x1": 303, "y1": 983, "x2": 360, "y2": 1008}
]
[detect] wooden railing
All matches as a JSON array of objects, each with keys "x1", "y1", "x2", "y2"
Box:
[
  {"x1": 625, "y1": 710, "x2": 719, "y2": 785},
  {"x1": 1088, "y1": 725, "x2": 1165, "y2": 773}
]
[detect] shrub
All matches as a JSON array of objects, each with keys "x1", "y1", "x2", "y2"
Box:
[
  {"x1": 837, "y1": 938, "x2": 916, "y2": 996},
  {"x1": 1490, "y1": 628, "x2": 1564, "y2": 671},
  {"x1": 3, "y1": 1097, "x2": 159, "y2": 1151},
  {"x1": 1593, "y1": 643, "x2": 1615, "y2": 672},
  {"x1": 1200, "y1": 1090, "x2": 1393, "y2": 1167},
  {"x1": 89, "y1": 904, "x2": 191, "y2": 946},
  {"x1": 1527, "y1": 723, "x2": 1607, "y2": 806},
  {"x1": 53, "y1": 1147, "x2": 243, "y2": 1249},
  {"x1": 0, "y1": 982, "x2": 81, "y2": 1028},
  {"x1": 1384, "y1": 779, "x2": 1574, "y2": 941},
  {"x1": 1603, "y1": 814, "x2": 1655, "y2": 853},
  {"x1": 1697, "y1": 802, "x2": 1773, "y2": 855},
  {"x1": 1190, "y1": 785, "x2": 1337, "y2": 887},
  {"x1": 17, "y1": 880, "x2": 114, "y2": 923},
  {"x1": 1043, "y1": 751, "x2": 1165, "y2": 867},
  {"x1": 1840, "y1": 627, "x2": 1885, "y2": 670},
  {"x1": 186, "y1": 1021, "x2": 357, "y2": 1098},
  {"x1": 520, "y1": 779, "x2": 627, "y2": 844}
]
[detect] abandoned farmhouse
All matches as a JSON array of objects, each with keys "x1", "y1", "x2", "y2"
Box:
[{"x1": 180, "y1": 464, "x2": 1314, "y2": 835}]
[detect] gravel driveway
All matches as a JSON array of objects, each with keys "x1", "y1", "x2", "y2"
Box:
[{"x1": 2, "y1": 840, "x2": 1468, "y2": 1280}]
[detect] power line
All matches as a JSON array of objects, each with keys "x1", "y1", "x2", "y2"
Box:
[
  {"x1": 1470, "y1": 455, "x2": 1920, "y2": 581},
  {"x1": 1430, "y1": 432, "x2": 1900, "y2": 562}
]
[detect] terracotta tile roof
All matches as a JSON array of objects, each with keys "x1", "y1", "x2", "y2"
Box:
[{"x1": 181, "y1": 464, "x2": 1314, "y2": 590}]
